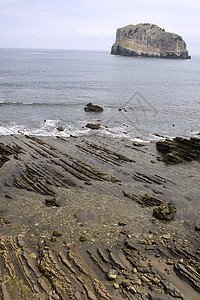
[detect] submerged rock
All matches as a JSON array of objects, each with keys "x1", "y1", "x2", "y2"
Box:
[
  {"x1": 111, "y1": 23, "x2": 190, "y2": 59},
  {"x1": 153, "y1": 203, "x2": 176, "y2": 221},
  {"x1": 84, "y1": 103, "x2": 103, "y2": 112},
  {"x1": 57, "y1": 126, "x2": 65, "y2": 132},
  {"x1": 85, "y1": 123, "x2": 101, "y2": 130}
]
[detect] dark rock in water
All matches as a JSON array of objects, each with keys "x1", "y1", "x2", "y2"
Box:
[
  {"x1": 57, "y1": 126, "x2": 65, "y2": 132},
  {"x1": 85, "y1": 123, "x2": 101, "y2": 130},
  {"x1": 153, "y1": 203, "x2": 176, "y2": 221},
  {"x1": 84, "y1": 103, "x2": 103, "y2": 112},
  {"x1": 111, "y1": 23, "x2": 190, "y2": 59},
  {"x1": 132, "y1": 141, "x2": 147, "y2": 147},
  {"x1": 195, "y1": 218, "x2": 200, "y2": 231},
  {"x1": 156, "y1": 137, "x2": 200, "y2": 164}
]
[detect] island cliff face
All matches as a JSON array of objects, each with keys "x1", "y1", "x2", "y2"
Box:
[{"x1": 111, "y1": 23, "x2": 190, "y2": 59}]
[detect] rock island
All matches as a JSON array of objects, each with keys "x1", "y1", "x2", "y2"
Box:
[{"x1": 111, "y1": 23, "x2": 191, "y2": 59}]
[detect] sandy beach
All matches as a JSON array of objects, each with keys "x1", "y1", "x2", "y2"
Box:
[{"x1": 0, "y1": 133, "x2": 199, "y2": 300}]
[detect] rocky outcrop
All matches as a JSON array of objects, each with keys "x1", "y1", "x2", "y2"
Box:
[
  {"x1": 111, "y1": 23, "x2": 190, "y2": 59},
  {"x1": 85, "y1": 123, "x2": 101, "y2": 130},
  {"x1": 0, "y1": 134, "x2": 200, "y2": 299},
  {"x1": 153, "y1": 203, "x2": 177, "y2": 221},
  {"x1": 84, "y1": 103, "x2": 103, "y2": 112},
  {"x1": 156, "y1": 137, "x2": 200, "y2": 164}
]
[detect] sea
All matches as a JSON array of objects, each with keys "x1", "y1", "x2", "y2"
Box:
[{"x1": 0, "y1": 48, "x2": 200, "y2": 143}]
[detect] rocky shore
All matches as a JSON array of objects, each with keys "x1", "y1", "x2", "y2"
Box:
[{"x1": 0, "y1": 134, "x2": 199, "y2": 299}]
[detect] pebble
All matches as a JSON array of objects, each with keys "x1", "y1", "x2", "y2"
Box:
[
  {"x1": 139, "y1": 239, "x2": 147, "y2": 245},
  {"x1": 128, "y1": 285, "x2": 137, "y2": 294},
  {"x1": 179, "y1": 258, "x2": 184, "y2": 263},
  {"x1": 166, "y1": 258, "x2": 174, "y2": 265},
  {"x1": 107, "y1": 269, "x2": 118, "y2": 280},
  {"x1": 53, "y1": 230, "x2": 63, "y2": 237},
  {"x1": 118, "y1": 221, "x2": 126, "y2": 226},
  {"x1": 122, "y1": 280, "x2": 131, "y2": 287},
  {"x1": 80, "y1": 235, "x2": 87, "y2": 242},
  {"x1": 113, "y1": 283, "x2": 119, "y2": 289},
  {"x1": 51, "y1": 237, "x2": 57, "y2": 242},
  {"x1": 152, "y1": 277, "x2": 160, "y2": 284},
  {"x1": 134, "y1": 279, "x2": 141, "y2": 286},
  {"x1": 74, "y1": 291, "x2": 82, "y2": 300},
  {"x1": 132, "y1": 267, "x2": 137, "y2": 273},
  {"x1": 165, "y1": 267, "x2": 170, "y2": 274},
  {"x1": 162, "y1": 233, "x2": 171, "y2": 240},
  {"x1": 141, "y1": 275, "x2": 150, "y2": 283}
]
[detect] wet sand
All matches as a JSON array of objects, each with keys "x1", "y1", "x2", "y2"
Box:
[{"x1": 0, "y1": 134, "x2": 199, "y2": 299}]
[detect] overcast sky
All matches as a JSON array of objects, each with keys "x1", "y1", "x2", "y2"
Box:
[{"x1": 0, "y1": 0, "x2": 200, "y2": 54}]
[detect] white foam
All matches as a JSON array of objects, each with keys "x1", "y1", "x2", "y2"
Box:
[
  {"x1": 0, "y1": 124, "x2": 25, "y2": 135},
  {"x1": 131, "y1": 137, "x2": 150, "y2": 143}
]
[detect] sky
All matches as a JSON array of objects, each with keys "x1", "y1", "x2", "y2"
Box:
[{"x1": 0, "y1": 0, "x2": 200, "y2": 55}]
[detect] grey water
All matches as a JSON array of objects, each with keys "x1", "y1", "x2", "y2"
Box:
[{"x1": 0, "y1": 48, "x2": 199, "y2": 142}]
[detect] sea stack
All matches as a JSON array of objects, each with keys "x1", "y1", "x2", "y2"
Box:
[{"x1": 111, "y1": 23, "x2": 190, "y2": 59}]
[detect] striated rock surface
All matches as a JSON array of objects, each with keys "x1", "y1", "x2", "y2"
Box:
[
  {"x1": 0, "y1": 134, "x2": 200, "y2": 299},
  {"x1": 111, "y1": 23, "x2": 190, "y2": 59},
  {"x1": 156, "y1": 137, "x2": 200, "y2": 164}
]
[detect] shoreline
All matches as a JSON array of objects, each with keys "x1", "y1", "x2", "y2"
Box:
[{"x1": 0, "y1": 134, "x2": 199, "y2": 299}]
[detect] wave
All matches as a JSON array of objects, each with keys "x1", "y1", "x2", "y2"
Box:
[{"x1": 0, "y1": 101, "x2": 83, "y2": 107}]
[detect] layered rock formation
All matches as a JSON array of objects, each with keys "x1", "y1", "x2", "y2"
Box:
[
  {"x1": 111, "y1": 23, "x2": 190, "y2": 59},
  {"x1": 0, "y1": 134, "x2": 200, "y2": 299}
]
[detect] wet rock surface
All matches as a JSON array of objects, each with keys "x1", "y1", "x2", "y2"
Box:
[
  {"x1": 85, "y1": 123, "x2": 101, "y2": 130},
  {"x1": 153, "y1": 203, "x2": 177, "y2": 221},
  {"x1": 0, "y1": 134, "x2": 199, "y2": 299},
  {"x1": 84, "y1": 102, "x2": 104, "y2": 112},
  {"x1": 195, "y1": 218, "x2": 200, "y2": 231},
  {"x1": 0, "y1": 234, "x2": 199, "y2": 299},
  {"x1": 57, "y1": 126, "x2": 65, "y2": 132},
  {"x1": 156, "y1": 137, "x2": 200, "y2": 164}
]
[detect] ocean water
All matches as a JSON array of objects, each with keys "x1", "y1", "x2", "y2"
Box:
[{"x1": 0, "y1": 48, "x2": 200, "y2": 142}]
